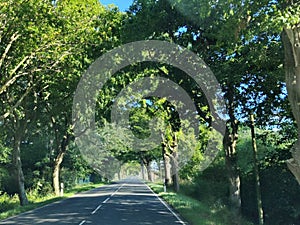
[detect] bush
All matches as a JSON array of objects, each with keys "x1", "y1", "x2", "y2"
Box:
[
  {"x1": 237, "y1": 128, "x2": 300, "y2": 224},
  {"x1": 60, "y1": 168, "x2": 78, "y2": 189},
  {"x1": 0, "y1": 192, "x2": 19, "y2": 213},
  {"x1": 189, "y1": 161, "x2": 229, "y2": 205},
  {"x1": 2, "y1": 172, "x2": 18, "y2": 195}
]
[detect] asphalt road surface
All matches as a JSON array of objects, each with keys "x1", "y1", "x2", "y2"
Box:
[{"x1": 0, "y1": 178, "x2": 188, "y2": 225}]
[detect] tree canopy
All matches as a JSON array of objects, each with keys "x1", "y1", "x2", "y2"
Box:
[{"x1": 1, "y1": 0, "x2": 300, "y2": 224}]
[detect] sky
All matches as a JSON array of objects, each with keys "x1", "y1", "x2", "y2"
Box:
[{"x1": 100, "y1": 0, "x2": 134, "y2": 11}]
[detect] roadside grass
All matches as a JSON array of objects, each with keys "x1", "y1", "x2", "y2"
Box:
[
  {"x1": 148, "y1": 182, "x2": 253, "y2": 225},
  {"x1": 0, "y1": 182, "x2": 104, "y2": 220}
]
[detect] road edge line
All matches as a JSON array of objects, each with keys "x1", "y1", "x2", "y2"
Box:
[{"x1": 144, "y1": 182, "x2": 188, "y2": 225}]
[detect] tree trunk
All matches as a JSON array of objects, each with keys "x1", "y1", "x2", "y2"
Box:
[
  {"x1": 12, "y1": 131, "x2": 29, "y2": 206},
  {"x1": 224, "y1": 124, "x2": 241, "y2": 220},
  {"x1": 170, "y1": 151, "x2": 180, "y2": 192},
  {"x1": 118, "y1": 170, "x2": 121, "y2": 180},
  {"x1": 161, "y1": 132, "x2": 179, "y2": 191},
  {"x1": 162, "y1": 142, "x2": 172, "y2": 186},
  {"x1": 163, "y1": 154, "x2": 172, "y2": 186},
  {"x1": 52, "y1": 133, "x2": 70, "y2": 196},
  {"x1": 169, "y1": 133, "x2": 180, "y2": 192},
  {"x1": 141, "y1": 160, "x2": 146, "y2": 180},
  {"x1": 146, "y1": 162, "x2": 153, "y2": 182},
  {"x1": 223, "y1": 86, "x2": 241, "y2": 221},
  {"x1": 282, "y1": 26, "x2": 300, "y2": 185},
  {"x1": 250, "y1": 114, "x2": 264, "y2": 225},
  {"x1": 53, "y1": 151, "x2": 65, "y2": 196}
]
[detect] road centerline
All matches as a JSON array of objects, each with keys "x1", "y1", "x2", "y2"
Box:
[
  {"x1": 102, "y1": 197, "x2": 110, "y2": 203},
  {"x1": 91, "y1": 204, "x2": 103, "y2": 215},
  {"x1": 78, "y1": 220, "x2": 86, "y2": 225},
  {"x1": 0, "y1": 179, "x2": 188, "y2": 225},
  {"x1": 90, "y1": 183, "x2": 124, "y2": 215},
  {"x1": 111, "y1": 183, "x2": 124, "y2": 197}
]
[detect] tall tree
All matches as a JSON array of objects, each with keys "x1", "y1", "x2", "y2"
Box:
[
  {"x1": 124, "y1": 0, "x2": 244, "y2": 214},
  {"x1": 0, "y1": 0, "x2": 124, "y2": 200},
  {"x1": 282, "y1": 2, "x2": 300, "y2": 184},
  {"x1": 124, "y1": 0, "x2": 292, "y2": 219},
  {"x1": 0, "y1": 0, "x2": 71, "y2": 205},
  {"x1": 46, "y1": 0, "x2": 124, "y2": 195}
]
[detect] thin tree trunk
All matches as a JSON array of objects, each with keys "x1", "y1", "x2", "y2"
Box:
[
  {"x1": 250, "y1": 114, "x2": 264, "y2": 225},
  {"x1": 118, "y1": 170, "x2": 121, "y2": 180},
  {"x1": 283, "y1": 26, "x2": 300, "y2": 185},
  {"x1": 170, "y1": 134, "x2": 179, "y2": 192},
  {"x1": 141, "y1": 160, "x2": 146, "y2": 180},
  {"x1": 12, "y1": 130, "x2": 28, "y2": 206}
]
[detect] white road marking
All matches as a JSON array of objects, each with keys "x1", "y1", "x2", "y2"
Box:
[
  {"x1": 102, "y1": 197, "x2": 110, "y2": 203},
  {"x1": 79, "y1": 220, "x2": 86, "y2": 225},
  {"x1": 145, "y1": 183, "x2": 187, "y2": 225},
  {"x1": 111, "y1": 183, "x2": 124, "y2": 197},
  {"x1": 90, "y1": 183, "x2": 124, "y2": 215},
  {"x1": 91, "y1": 204, "x2": 103, "y2": 215}
]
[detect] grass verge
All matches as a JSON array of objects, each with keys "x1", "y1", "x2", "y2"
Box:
[
  {"x1": 148, "y1": 182, "x2": 253, "y2": 225},
  {"x1": 0, "y1": 182, "x2": 104, "y2": 220}
]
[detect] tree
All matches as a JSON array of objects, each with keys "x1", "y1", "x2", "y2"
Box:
[
  {"x1": 0, "y1": 0, "x2": 71, "y2": 205},
  {"x1": 44, "y1": 0, "x2": 124, "y2": 195},
  {"x1": 281, "y1": 2, "x2": 300, "y2": 184},
  {"x1": 124, "y1": 0, "x2": 243, "y2": 215},
  {"x1": 249, "y1": 115, "x2": 264, "y2": 225},
  {"x1": 0, "y1": 137, "x2": 11, "y2": 194},
  {"x1": 129, "y1": 101, "x2": 161, "y2": 182},
  {"x1": 0, "y1": 0, "x2": 124, "y2": 200},
  {"x1": 123, "y1": 0, "x2": 293, "y2": 219}
]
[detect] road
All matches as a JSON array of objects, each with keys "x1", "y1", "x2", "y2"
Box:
[{"x1": 0, "y1": 178, "x2": 188, "y2": 225}]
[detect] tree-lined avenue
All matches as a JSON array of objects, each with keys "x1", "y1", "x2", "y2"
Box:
[{"x1": 0, "y1": 178, "x2": 187, "y2": 225}]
